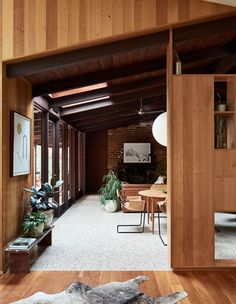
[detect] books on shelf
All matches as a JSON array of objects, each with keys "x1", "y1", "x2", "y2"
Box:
[{"x1": 8, "y1": 237, "x2": 37, "y2": 250}]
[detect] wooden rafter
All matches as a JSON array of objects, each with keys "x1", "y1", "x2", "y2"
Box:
[
  {"x1": 49, "y1": 76, "x2": 165, "y2": 109},
  {"x1": 32, "y1": 59, "x2": 166, "y2": 96},
  {"x1": 173, "y1": 15, "x2": 236, "y2": 42},
  {"x1": 61, "y1": 86, "x2": 165, "y2": 116},
  {"x1": 6, "y1": 31, "x2": 168, "y2": 78},
  {"x1": 65, "y1": 96, "x2": 166, "y2": 123}
]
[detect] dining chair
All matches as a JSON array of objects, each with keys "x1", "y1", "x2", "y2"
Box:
[
  {"x1": 117, "y1": 190, "x2": 146, "y2": 233},
  {"x1": 157, "y1": 199, "x2": 167, "y2": 246}
]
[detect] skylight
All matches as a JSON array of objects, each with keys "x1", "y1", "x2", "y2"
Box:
[
  {"x1": 49, "y1": 83, "x2": 108, "y2": 99},
  {"x1": 61, "y1": 96, "x2": 110, "y2": 108}
]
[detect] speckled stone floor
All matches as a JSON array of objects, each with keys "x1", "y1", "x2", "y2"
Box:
[
  {"x1": 215, "y1": 212, "x2": 236, "y2": 259},
  {"x1": 31, "y1": 195, "x2": 170, "y2": 271}
]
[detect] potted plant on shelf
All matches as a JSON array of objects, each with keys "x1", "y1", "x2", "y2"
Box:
[
  {"x1": 216, "y1": 115, "x2": 226, "y2": 148},
  {"x1": 216, "y1": 90, "x2": 227, "y2": 112},
  {"x1": 99, "y1": 170, "x2": 121, "y2": 213},
  {"x1": 22, "y1": 212, "x2": 46, "y2": 237},
  {"x1": 24, "y1": 177, "x2": 63, "y2": 229}
]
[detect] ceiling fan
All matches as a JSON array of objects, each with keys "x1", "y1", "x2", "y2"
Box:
[{"x1": 121, "y1": 99, "x2": 164, "y2": 117}]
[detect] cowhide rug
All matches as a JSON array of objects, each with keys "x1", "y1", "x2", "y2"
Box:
[{"x1": 11, "y1": 276, "x2": 187, "y2": 304}]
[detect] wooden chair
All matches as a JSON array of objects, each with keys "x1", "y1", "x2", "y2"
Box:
[
  {"x1": 157, "y1": 199, "x2": 167, "y2": 246},
  {"x1": 117, "y1": 190, "x2": 146, "y2": 233}
]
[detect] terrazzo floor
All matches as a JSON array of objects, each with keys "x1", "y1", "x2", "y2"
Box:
[
  {"x1": 215, "y1": 212, "x2": 236, "y2": 259},
  {"x1": 31, "y1": 195, "x2": 170, "y2": 271}
]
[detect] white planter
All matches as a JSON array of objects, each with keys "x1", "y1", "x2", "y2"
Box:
[
  {"x1": 104, "y1": 200, "x2": 118, "y2": 213},
  {"x1": 43, "y1": 209, "x2": 54, "y2": 229},
  {"x1": 217, "y1": 104, "x2": 226, "y2": 111}
]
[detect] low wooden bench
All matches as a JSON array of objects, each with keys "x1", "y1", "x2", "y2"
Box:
[{"x1": 5, "y1": 225, "x2": 54, "y2": 274}]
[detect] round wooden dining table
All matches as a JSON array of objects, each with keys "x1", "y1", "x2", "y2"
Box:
[{"x1": 138, "y1": 189, "x2": 167, "y2": 234}]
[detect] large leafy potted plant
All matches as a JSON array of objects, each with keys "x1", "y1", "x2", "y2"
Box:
[
  {"x1": 24, "y1": 178, "x2": 63, "y2": 228},
  {"x1": 22, "y1": 212, "x2": 46, "y2": 237},
  {"x1": 99, "y1": 170, "x2": 121, "y2": 213}
]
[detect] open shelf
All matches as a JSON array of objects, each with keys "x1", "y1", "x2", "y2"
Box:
[
  {"x1": 214, "y1": 80, "x2": 235, "y2": 149},
  {"x1": 214, "y1": 111, "x2": 234, "y2": 116}
]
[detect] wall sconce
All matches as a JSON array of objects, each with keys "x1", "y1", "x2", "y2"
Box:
[{"x1": 152, "y1": 112, "x2": 167, "y2": 147}]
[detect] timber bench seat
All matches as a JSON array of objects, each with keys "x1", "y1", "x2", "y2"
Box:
[{"x1": 5, "y1": 225, "x2": 54, "y2": 274}]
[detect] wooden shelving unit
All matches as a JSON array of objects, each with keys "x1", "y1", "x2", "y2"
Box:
[
  {"x1": 214, "y1": 80, "x2": 235, "y2": 149},
  {"x1": 214, "y1": 111, "x2": 234, "y2": 116}
]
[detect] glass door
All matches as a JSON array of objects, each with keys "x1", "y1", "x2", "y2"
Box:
[
  {"x1": 34, "y1": 107, "x2": 43, "y2": 188},
  {"x1": 48, "y1": 120, "x2": 55, "y2": 183}
]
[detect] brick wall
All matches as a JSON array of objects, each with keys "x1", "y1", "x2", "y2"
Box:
[{"x1": 107, "y1": 121, "x2": 166, "y2": 183}]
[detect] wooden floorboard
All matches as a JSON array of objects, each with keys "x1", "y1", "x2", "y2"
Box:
[{"x1": 0, "y1": 271, "x2": 236, "y2": 303}]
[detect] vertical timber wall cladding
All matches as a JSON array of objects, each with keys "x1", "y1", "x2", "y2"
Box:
[
  {"x1": 86, "y1": 130, "x2": 107, "y2": 193},
  {"x1": 1, "y1": 75, "x2": 33, "y2": 270},
  {"x1": 171, "y1": 75, "x2": 214, "y2": 268},
  {"x1": 0, "y1": 0, "x2": 235, "y2": 272},
  {"x1": 1, "y1": 0, "x2": 235, "y2": 60},
  {"x1": 0, "y1": 0, "x2": 3, "y2": 273}
]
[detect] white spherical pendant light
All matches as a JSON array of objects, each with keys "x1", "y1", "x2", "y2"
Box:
[{"x1": 152, "y1": 112, "x2": 167, "y2": 147}]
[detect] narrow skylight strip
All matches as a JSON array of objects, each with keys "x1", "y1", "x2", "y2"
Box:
[
  {"x1": 49, "y1": 82, "x2": 108, "y2": 99},
  {"x1": 61, "y1": 96, "x2": 110, "y2": 108}
]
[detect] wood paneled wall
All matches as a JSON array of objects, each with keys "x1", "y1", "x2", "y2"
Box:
[
  {"x1": 171, "y1": 75, "x2": 215, "y2": 268},
  {"x1": 214, "y1": 76, "x2": 236, "y2": 212},
  {"x1": 0, "y1": 0, "x2": 3, "y2": 273},
  {"x1": 85, "y1": 130, "x2": 107, "y2": 193},
  {"x1": 1, "y1": 74, "x2": 33, "y2": 271},
  {"x1": 2, "y1": 0, "x2": 235, "y2": 60},
  {"x1": 0, "y1": 0, "x2": 235, "y2": 273}
]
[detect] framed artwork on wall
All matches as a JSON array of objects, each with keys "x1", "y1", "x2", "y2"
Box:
[
  {"x1": 123, "y1": 143, "x2": 151, "y2": 163},
  {"x1": 11, "y1": 111, "x2": 31, "y2": 176}
]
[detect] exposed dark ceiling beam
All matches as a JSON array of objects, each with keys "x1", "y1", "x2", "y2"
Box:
[
  {"x1": 180, "y1": 43, "x2": 236, "y2": 65},
  {"x1": 32, "y1": 58, "x2": 166, "y2": 97},
  {"x1": 7, "y1": 31, "x2": 168, "y2": 78},
  {"x1": 67, "y1": 98, "x2": 165, "y2": 124},
  {"x1": 65, "y1": 96, "x2": 166, "y2": 123},
  {"x1": 214, "y1": 53, "x2": 236, "y2": 73},
  {"x1": 73, "y1": 106, "x2": 164, "y2": 128},
  {"x1": 183, "y1": 62, "x2": 218, "y2": 74},
  {"x1": 49, "y1": 76, "x2": 165, "y2": 108},
  {"x1": 79, "y1": 115, "x2": 156, "y2": 132},
  {"x1": 60, "y1": 85, "x2": 165, "y2": 116},
  {"x1": 173, "y1": 15, "x2": 236, "y2": 42}
]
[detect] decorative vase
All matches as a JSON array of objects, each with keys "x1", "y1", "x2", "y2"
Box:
[
  {"x1": 104, "y1": 200, "x2": 118, "y2": 213},
  {"x1": 217, "y1": 104, "x2": 226, "y2": 111},
  {"x1": 43, "y1": 209, "x2": 54, "y2": 229},
  {"x1": 28, "y1": 223, "x2": 44, "y2": 237}
]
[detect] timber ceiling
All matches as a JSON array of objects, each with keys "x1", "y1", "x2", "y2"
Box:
[{"x1": 6, "y1": 15, "x2": 236, "y2": 132}]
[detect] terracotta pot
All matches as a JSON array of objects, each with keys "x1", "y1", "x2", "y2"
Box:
[{"x1": 43, "y1": 209, "x2": 54, "y2": 229}]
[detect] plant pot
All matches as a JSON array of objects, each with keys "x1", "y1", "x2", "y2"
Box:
[
  {"x1": 43, "y1": 209, "x2": 54, "y2": 229},
  {"x1": 217, "y1": 104, "x2": 226, "y2": 111},
  {"x1": 104, "y1": 200, "x2": 118, "y2": 213},
  {"x1": 28, "y1": 223, "x2": 45, "y2": 237}
]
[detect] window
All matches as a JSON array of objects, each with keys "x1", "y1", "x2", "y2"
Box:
[
  {"x1": 48, "y1": 120, "x2": 55, "y2": 183},
  {"x1": 34, "y1": 107, "x2": 43, "y2": 188},
  {"x1": 59, "y1": 123, "x2": 64, "y2": 205},
  {"x1": 68, "y1": 127, "x2": 72, "y2": 199}
]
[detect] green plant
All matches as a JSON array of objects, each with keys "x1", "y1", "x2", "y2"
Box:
[
  {"x1": 216, "y1": 91, "x2": 223, "y2": 104},
  {"x1": 24, "y1": 179, "x2": 63, "y2": 212},
  {"x1": 215, "y1": 90, "x2": 227, "y2": 108},
  {"x1": 216, "y1": 116, "x2": 225, "y2": 148},
  {"x1": 22, "y1": 212, "x2": 46, "y2": 235},
  {"x1": 99, "y1": 170, "x2": 121, "y2": 205}
]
